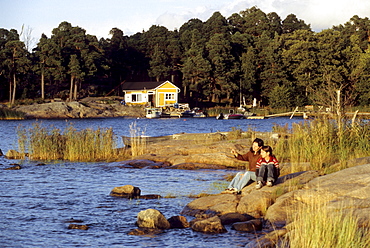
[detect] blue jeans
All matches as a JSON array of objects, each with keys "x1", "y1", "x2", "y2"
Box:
[
  {"x1": 257, "y1": 164, "x2": 276, "y2": 183},
  {"x1": 228, "y1": 171, "x2": 256, "y2": 191}
]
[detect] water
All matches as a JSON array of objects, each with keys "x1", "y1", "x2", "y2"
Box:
[{"x1": 0, "y1": 117, "x2": 306, "y2": 247}]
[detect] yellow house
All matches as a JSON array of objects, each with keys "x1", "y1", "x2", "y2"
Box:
[{"x1": 122, "y1": 80, "x2": 180, "y2": 107}]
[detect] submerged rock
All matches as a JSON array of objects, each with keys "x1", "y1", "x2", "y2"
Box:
[
  {"x1": 5, "y1": 164, "x2": 21, "y2": 170},
  {"x1": 128, "y1": 228, "x2": 164, "y2": 236},
  {"x1": 5, "y1": 150, "x2": 25, "y2": 159},
  {"x1": 68, "y1": 224, "x2": 89, "y2": 230}
]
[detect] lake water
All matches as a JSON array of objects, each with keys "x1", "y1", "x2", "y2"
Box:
[{"x1": 0, "y1": 117, "x2": 306, "y2": 247}]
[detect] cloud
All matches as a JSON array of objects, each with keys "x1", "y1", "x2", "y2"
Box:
[
  {"x1": 3, "y1": 0, "x2": 369, "y2": 43},
  {"x1": 154, "y1": 0, "x2": 370, "y2": 33}
]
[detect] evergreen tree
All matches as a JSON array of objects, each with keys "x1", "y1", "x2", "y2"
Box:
[
  {"x1": 282, "y1": 14, "x2": 311, "y2": 34},
  {"x1": 181, "y1": 30, "x2": 211, "y2": 104},
  {"x1": 206, "y1": 33, "x2": 236, "y2": 103},
  {"x1": 0, "y1": 29, "x2": 30, "y2": 104}
]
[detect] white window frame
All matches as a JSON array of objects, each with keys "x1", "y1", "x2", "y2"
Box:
[
  {"x1": 165, "y1": 93, "x2": 175, "y2": 100},
  {"x1": 131, "y1": 93, "x2": 143, "y2": 102}
]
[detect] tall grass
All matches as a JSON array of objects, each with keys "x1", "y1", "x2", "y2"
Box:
[
  {"x1": 129, "y1": 122, "x2": 147, "y2": 157},
  {"x1": 283, "y1": 198, "x2": 370, "y2": 248},
  {"x1": 0, "y1": 107, "x2": 25, "y2": 119},
  {"x1": 274, "y1": 117, "x2": 370, "y2": 173},
  {"x1": 17, "y1": 123, "x2": 120, "y2": 161}
]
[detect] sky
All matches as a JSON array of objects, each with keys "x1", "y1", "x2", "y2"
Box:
[{"x1": 1, "y1": 0, "x2": 370, "y2": 47}]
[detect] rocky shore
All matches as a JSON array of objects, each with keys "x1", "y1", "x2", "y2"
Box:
[
  {"x1": 9, "y1": 97, "x2": 145, "y2": 119},
  {"x1": 110, "y1": 133, "x2": 370, "y2": 246},
  {"x1": 2, "y1": 101, "x2": 370, "y2": 245},
  {"x1": 2, "y1": 131, "x2": 370, "y2": 246}
]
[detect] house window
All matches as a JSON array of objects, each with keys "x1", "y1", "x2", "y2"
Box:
[
  {"x1": 165, "y1": 93, "x2": 175, "y2": 100},
  {"x1": 131, "y1": 94, "x2": 142, "y2": 102}
]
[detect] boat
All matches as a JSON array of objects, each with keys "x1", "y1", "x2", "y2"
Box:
[
  {"x1": 191, "y1": 107, "x2": 207, "y2": 118},
  {"x1": 180, "y1": 110, "x2": 196, "y2": 118},
  {"x1": 216, "y1": 109, "x2": 245, "y2": 119},
  {"x1": 224, "y1": 113, "x2": 245, "y2": 119},
  {"x1": 145, "y1": 108, "x2": 162, "y2": 119}
]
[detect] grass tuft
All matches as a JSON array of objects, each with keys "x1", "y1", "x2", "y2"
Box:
[
  {"x1": 17, "y1": 123, "x2": 124, "y2": 161},
  {"x1": 283, "y1": 198, "x2": 370, "y2": 248}
]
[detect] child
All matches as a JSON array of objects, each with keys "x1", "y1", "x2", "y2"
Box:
[
  {"x1": 222, "y1": 138, "x2": 264, "y2": 194},
  {"x1": 255, "y1": 146, "x2": 279, "y2": 189}
]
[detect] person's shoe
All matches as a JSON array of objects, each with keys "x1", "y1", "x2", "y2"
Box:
[
  {"x1": 266, "y1": 181, "x2": 273, "y2": 187},
  {"x1": 221, "y1": 188, "x2": 236, "y2": 194},
  {"x1": 255, "y1": 181, "x2": 263, "y2": 189}
]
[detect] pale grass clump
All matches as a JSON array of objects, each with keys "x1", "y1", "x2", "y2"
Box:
[
  {"x1": 274, "y1": 117, "x2": 370, "y2": 174},
  {"x1": 129, "y1": 122, "x2": 147, "y2": 157},
  {"x1": 17, "y1": 123, "x2": 119, "y2": 161},
  {"x1": 283, "y1": 198, "x2": 370, "y2": 248},
  {"x1": 64, "y1": 125, "x2": 117, "y2": 161}
]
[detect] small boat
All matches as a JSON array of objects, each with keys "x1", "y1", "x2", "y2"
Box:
[
  {"x1": 216, "y1": 113, "x2": 224, "y2": 119},
  {"x1": 224, "y1": 113, "x2": 244, "y2": 119},
  {"x1": 216, "y1": 109, "x2": 245, "y2": 119},
  {"x1": 181, "y1": 110, "x2": 195, "y2": 118},
  {"x1": 145, "y1": 108, "x2": 162, "y2": 119},
  {"x1": 191, "y1": 107, "x2": 207, "y2": 118}
]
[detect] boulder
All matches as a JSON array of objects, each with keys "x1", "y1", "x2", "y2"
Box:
[
  {"x1": 232, "y1": 218, "x2": 263, "y2": 232},
  {"x1": 265, "y1": 163, "x2": 370, "y2": 228},
  {"x1": 110, "y1": 185, "x2": 141, "y2": 199},
  {"x1": 245, "y1": 229, "x2": 288, "y2": 248},
  {"x1": 191, "y1": 216, "x2": 227, "y2": 233},
  {"x1": 167, "y1": 216, "x2": 190, "y2": 228},
  {"x1": 181, "y1": 194, "x2": 239, "y2": 216},
  {"x1": 219, "y1": 212, "x2": 254, "y2": 225},
  {"x1": 136, "y1": 209, "x2": 170, "y2": 229},
  {"x1": 236, "y1": 190, "x2": 274, "y2": 218}
]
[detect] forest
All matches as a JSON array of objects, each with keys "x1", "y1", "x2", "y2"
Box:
[{"x1": 0, "y1": 6, "x2": 370, "y2": 109}]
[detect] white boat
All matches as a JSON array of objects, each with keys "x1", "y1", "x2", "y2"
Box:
[{"x1": 145, "y1": 108, "x2": 162, "y2": 119}]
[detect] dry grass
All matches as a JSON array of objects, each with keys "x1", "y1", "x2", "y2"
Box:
[
  {"x1": 274, "y1": 117, "x2": 370, "y2": 174},
  {"x1": 17, "y1": 123, "x2": 125, "y2": 161},
  {"x1": 129, "y1": 121, "x2": 148, "y2": 157},
  {"x1": 283, "y1": 198, "x2": 370, "y2": 248}
]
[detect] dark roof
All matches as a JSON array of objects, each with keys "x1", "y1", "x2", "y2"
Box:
[{"x1": 121, "y1": 81, "x2": 165, "y2": 90}]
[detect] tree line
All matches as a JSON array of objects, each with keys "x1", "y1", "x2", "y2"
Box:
[{"x1": 0, "y1": 6, "x2": 369, "y2": 109}]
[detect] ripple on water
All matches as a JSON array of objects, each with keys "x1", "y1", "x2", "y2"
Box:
[{"x1": 0, "y1": 160, "x2": 257, "y2": 247}]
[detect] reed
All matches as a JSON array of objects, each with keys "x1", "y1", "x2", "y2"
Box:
[
  {"x1": 64, "y1": 125, "x2": 117, "y2": 161},
  {"x1": 17, "y1": 123, "x2": 119, "y2": 161},
  {"x1": 283, "y1": 198, "x2": 370, "y2": 248},
  {"x1": 129, "y1": 122, "x2": 147, "y2": 157},
  {"x1": 274, "y1": 117, "x2": 370, "y2": 174},
  {"x1": 0, "y1": 107, "x2": 25, "y2": 119}
]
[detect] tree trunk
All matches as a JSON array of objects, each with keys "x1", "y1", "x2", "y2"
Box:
[
  {"x1": 11, "y1": 73, "x2": 16, "y2": 105},
  {"x1": 73, "y1": 79, "x2": 78, "y2": 100},
  {"x1": 69, "y1": 76, "x2": 74, "y2": 102},
  {"x1": 41, "y1": 71, "x2": 45, "y2": 99},
  {"x1": 9, "y1": 79, "x2": 12, "y2": 103}
]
